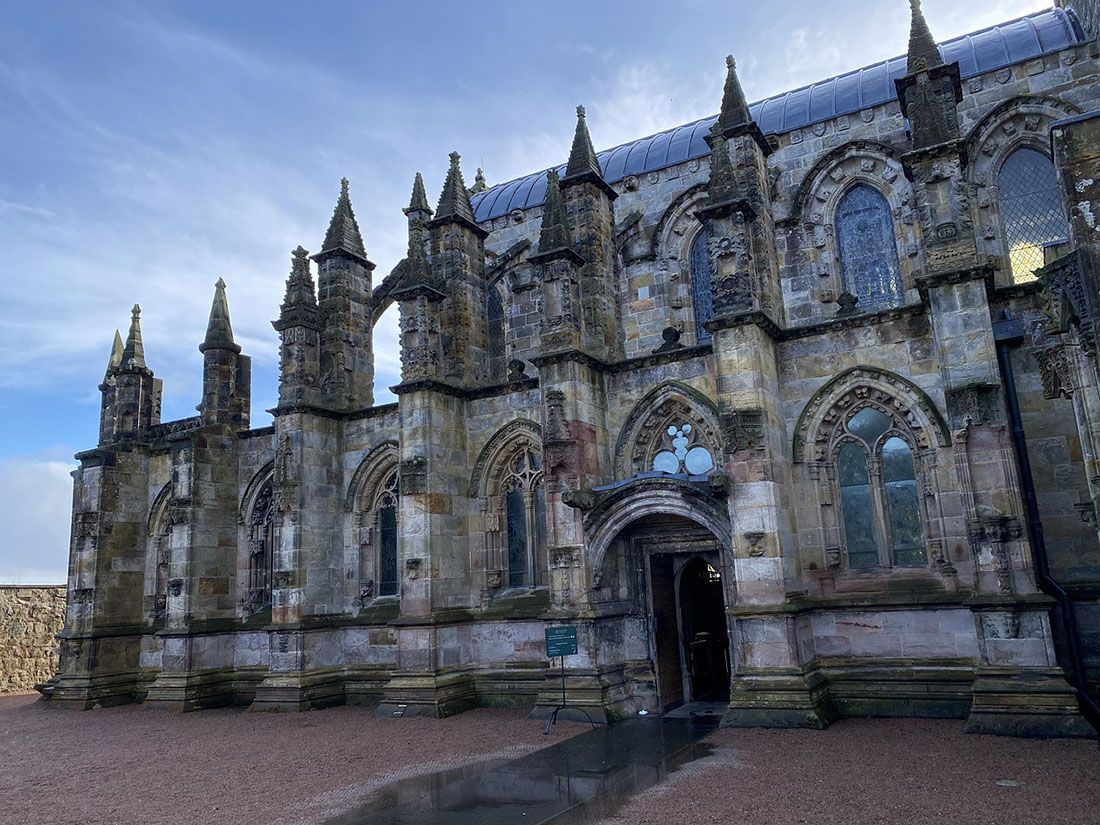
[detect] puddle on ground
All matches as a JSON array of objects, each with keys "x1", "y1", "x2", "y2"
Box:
[{"x1": 323, "y1": 716, "x2": 719, "y2": 825}]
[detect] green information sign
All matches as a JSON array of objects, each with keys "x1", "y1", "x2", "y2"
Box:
[{"x1": 544, "y1": 625, "x2": 578, "y2": 658}]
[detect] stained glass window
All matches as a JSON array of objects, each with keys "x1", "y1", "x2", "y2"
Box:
[
  {"x1": 690, "y1": 229, "x2": 713, "y2": 345},
  {"x1": 999, "y1": 148, "x2": 1067, "y2": 283},
  {"x1": 359, "y1": 469, "x2": 400, "y2": 600},
  {"x1": 487, "y1": 285, "x2": 506, "y2": 380},
  {"x1": 839, "y1": 443, "x2": 879, "y2": 568},
  {"x1": 378, "y1": 500, "x2": 398, "y2": 596},
  {"x1": 836, "y1": 186, "x2": 903, "y2": 312},
  {"x1": 882, "y1": 437, "x2": 924, "y2": 567},
  {"x1": 837, "y1": 408, "x2": 926, "y2": 568}
]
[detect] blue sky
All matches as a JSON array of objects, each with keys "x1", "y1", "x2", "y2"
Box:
[{"x1": 0, "y1": 0, "x2": 1050, "y2": 582}]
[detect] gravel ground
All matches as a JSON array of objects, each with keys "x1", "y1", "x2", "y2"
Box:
[
  {"x1": 4, "y1": 692, "x2": 1098, "y2": 825},
  {"x1": 0, "y1": 692, "x2": 583, "y2": 825},
  {"x1": 591, "y1": 718, "x2": 1100, "y2": 825}
]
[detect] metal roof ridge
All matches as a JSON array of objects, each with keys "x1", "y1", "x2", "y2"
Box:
[{"x1": 471, "y1": 7, "x2": 1081, "y2": 221}]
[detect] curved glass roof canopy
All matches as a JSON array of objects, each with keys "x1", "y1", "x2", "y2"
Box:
[{"x1": 471, "y1": 8, "x2": 1086, "y2": 223}]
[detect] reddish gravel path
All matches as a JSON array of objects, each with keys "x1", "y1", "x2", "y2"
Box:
[
  {"x1": 0, "y1": 693, "x2": 582, "y2": 825},
  {"x1": 592, "y1": 718, "x2": 1100, "y2": 825},
  {"x1": 4, "y1": 692, "x2": 1098, "y2": 825}
]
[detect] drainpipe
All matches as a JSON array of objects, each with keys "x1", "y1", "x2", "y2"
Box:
[{"x1": 993, "y1": 310, "x2": 1100, "y2": 731}]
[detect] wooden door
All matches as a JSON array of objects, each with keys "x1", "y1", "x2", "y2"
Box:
[{"x1": 649, "y1": 553, "x2": 683, "y2": 710}]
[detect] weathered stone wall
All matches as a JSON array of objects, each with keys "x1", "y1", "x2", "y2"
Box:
[{"x1": 0, "y1": 585, "x2": 65, "y2": 692}]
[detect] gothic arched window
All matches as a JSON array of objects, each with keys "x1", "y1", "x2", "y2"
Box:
[
  {"x1": 365, "y1": 469, "x2": 400, "y2": 598},
  {"x1": 501, "y1": 447, "x2": 547, "y2": 588},
  {"x1": 247, "y1": 478, "x2": 274, "y2": 613},
  {"x1": 836, "y1": 186, "x2": 903, "y2": 312},
  {"x1": 689, "y1": 229, "x2": 713, "y2": 345},
  {"x1": 147, "y1": 488, "x2": 172, "y2": 626},
  {"x1": 487, "y1": 284, "x2": 506, "y2": 381},
  {"x1": 999, "y1": 147, "x2": 1068, "y2": 283},
  {"x1": 837, "y1": 407, "x2": 925, "y2": 569}
]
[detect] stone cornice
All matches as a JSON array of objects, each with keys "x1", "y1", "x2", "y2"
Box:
[{"x1": 705, "y1": 309, "x2": 783, "y2": 339}]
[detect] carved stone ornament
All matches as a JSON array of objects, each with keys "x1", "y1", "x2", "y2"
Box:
[
  {"x1": 167, "y1": 579, "x2": 183, "y2": 598},
  {"x1": 835, "y1": 291, "x2": 859, "y2": 317},
  {"x1": 1039, "y1": 250, "x2": 1095, "y2": 353},
  {"x1": 545, "y1": 390, "x2": 567, "y2": 442},
  {"x1": 946, "y1": 384, "x2": 1004, "y2": 428},
  {"x1": 744, "y1": 531, "x2": 766, "y2": 557},
  {"x1": 400, "y1": 456, "x2": 428, "y2": 495},
  {"x1": 360, "y1": 580, "x2": 374, "y2": 600},
  {"x1": 272, "y1": 570, "x2": 295, "y2": 590},
  {"x1": 722, "y1": 408, "x2": 766, "y2": 454},
  {"x1": 405, "y1": 558, "x2": 422, "y2": 579},
  {"x1": 825, "y1": 547, "x2": 841, "y2": 570},
  {"x1": 1036, "y1": 346, "x2": 1075, "y2": 400},
  {"x1": 486, "y1": 570, "x2": 503, "y2": 589}
]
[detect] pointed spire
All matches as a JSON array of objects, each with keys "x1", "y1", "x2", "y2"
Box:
[
  {"x1": 404, "y1": 172, "x2": 433, "y2": 217},
  {"x1": 316, "y1": 177, "x2": 368, "y2": 262},
  {"x1": 564, "y1": 105, "x2": 603, "y2": 181},
  {"x1": 199, "y1": 277, "x2": 241, "y2": 354},
  {"x1": 121, "y1": 304, "x2": 146, "y2": 369},
  {"x1": 283, "y1": 246, "x2": 318, "y2": 309},
  {"x1": 716, "y1": 56, "x2": 752, "y2": 135},
  {"x1": 434, "y1": 152, "x2": 480, "y2": 227},
  {"x1": 906, "y1": 0, "x2": 943, "y2": 73},
  {"x1": 706, "y1": 121, "x2": 738, "y2": 205},
  {"x1": 538, "y1": 170, "x2": 574, "y2": 253},
  {"x1": 107, "y1": 330, "x2": 123, "y2": 372}
]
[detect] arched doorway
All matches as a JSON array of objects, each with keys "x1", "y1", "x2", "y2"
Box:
[{"x1": 593, "y1": 510, "x2": 733, "y2": 712}]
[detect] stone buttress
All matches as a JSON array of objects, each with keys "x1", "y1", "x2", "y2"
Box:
[{"x1": 897, "y1": 0, "x2": 1088, "y2": 736}]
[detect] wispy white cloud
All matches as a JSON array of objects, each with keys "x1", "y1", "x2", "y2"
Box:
[{"x1": 0, "y1": 448, "x2": 75, "y2": 584}]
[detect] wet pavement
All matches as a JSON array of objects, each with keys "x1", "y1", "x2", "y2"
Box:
[{"x1": 323, "y1": 713, "x2": 721, "y2": 825}]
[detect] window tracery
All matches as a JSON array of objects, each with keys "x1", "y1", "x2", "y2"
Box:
[
  {"x1": 500, "y1": 447, "x2": 547, "y2": 588},
  {"x1": 246, "y1": 477, "x2": 274, "y2": 613},
  {"x1": 689, "y1": 229, "x2": 714, "y2": 345},
  {"x1": 966, "y1": 97, "x2": 1080, "y2": 285},
  {"x1": 147, "y1": 484, "x2": 172, "y2": 625},
  {"x1": 365, "y1": 469, "x2": 400, "y2": 598},
  {"x1": 652, "y1": 423, "x2": 715, "y2": 476},
  {"x1": 998, "y1": 148, "x2": 1067, "y2": 282},
  {"x1": 793, "y1": 144, "x2": 917, "y2": 321},
  {"x1": 347, "y1": 445, "x2": 402, "y2": 606},
  {"x1": 836, "y1": 408, "x2": 925, "y2": 568}
]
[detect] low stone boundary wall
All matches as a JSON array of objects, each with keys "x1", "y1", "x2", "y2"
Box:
[{"x1": 0, "y1": 585, "x2": 65, "y2": 692}]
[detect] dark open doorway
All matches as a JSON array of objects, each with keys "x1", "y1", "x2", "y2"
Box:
[
  {"x1": 678, "y1": 557, "x2": 730, "y2": 702},
  {"x1": 649, "y1": 550, "x2": 730, "y2": 710}
]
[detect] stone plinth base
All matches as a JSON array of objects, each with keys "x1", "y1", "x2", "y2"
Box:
[
  {"x1": 249, "y1": 667, "x2": 352, "y2": 712},
  {"x1": 144, "y1": 667, "x2": 263, "y2": 711},
  {"x1": 722, "y1": 667, "x2": 837, "y2": 729},
  {"x1": 964, "y1": 668, "x2": 1095, "y2": 738},
  {"x1": 373, "y1": 670, "x2": 477, "y2": 719},
  {"x1": 530, "y1": 661, "x2": 656, "y2": 724}
]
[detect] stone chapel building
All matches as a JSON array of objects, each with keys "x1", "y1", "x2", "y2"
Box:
[{"x1": 43, "y1": 2, "x2": 1100, "y2": 736}]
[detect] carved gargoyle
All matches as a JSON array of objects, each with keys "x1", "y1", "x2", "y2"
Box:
[{"x1": 562, "y1": 489, "x2": 596, "y2": 510}]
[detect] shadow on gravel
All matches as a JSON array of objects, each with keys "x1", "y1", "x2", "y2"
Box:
[{"x1": 323, "y1": 714, "x2": 720, "y2": 825}]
